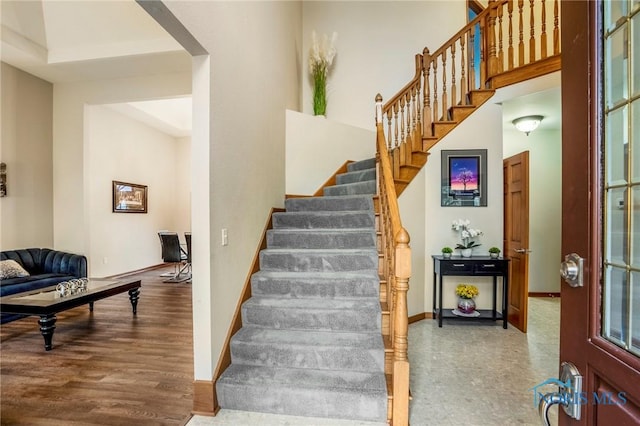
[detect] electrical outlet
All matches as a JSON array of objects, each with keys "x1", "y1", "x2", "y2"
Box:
[
  {"x1": 222, "y1": 228, "x2": 228, "y2": 246},
  {"x1": 103, "y1": 257, "x2": 108, "y2": 264}
]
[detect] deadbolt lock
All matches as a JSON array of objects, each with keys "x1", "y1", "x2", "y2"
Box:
[{"x1": 560, "y1": 253, "x2": 583, "y2": 287}]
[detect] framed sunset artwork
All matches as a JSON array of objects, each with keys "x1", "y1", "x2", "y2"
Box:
[{"x1": 441, "y1": 149, "x2": 487, "y2": 207}]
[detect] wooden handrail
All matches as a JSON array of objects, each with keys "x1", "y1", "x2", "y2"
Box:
[{"x1": 375, "y1": 95, "x2": 411, "y2": 425}]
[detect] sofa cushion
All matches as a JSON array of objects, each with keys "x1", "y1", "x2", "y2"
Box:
[
  {"x1": 1, "y1": 274, "x2": 77, "y2": 297},
  {"x1": 0, "y1": 259, "x2": 30, "y2": 280}
]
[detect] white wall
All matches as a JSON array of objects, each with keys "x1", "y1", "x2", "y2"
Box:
[
  {"x1": 423, "y1": 102, "x2": 505, "y2": 312},
  {"x1": 86, "y1": 104, "x2": 190, "y2": 277},
  {"x1": 302, "y1": 1, "x2": 467, "y2": 130},
  {"x1": 53, "y1": 72, "x2": 192, "y2": 256},
  {"x1": 285, "y1": 110, "x2": 374, "y2": 195},
  {"x1": 165, "y1": 1, "x2": 302, "y2": 380},
  {"x1": 1, "y1": 63, "x2": 54, "y2": 250},
  {"x1": 398, "y1": 167, "x2": 426, "y2": 317},
  {"x1": 503, "y1": 128, "x2": 562, "y2": 293}
]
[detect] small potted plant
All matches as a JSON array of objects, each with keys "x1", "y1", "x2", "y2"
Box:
[
  {"x1": 441, "y1": 246, "x2": 453, "y2": 259},
  {"x1": 488, "y1": 247, "x2": 501, "y2": 259}
]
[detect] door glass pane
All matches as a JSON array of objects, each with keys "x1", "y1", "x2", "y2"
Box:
[
  {"x1": 602, "y1": 1, "x2": 639, "y2": 357},
  {"x1": 604, "y1": 265, "x2": 627, "y2": 347},
  {"x1": 606, "y1": 105, "x2": 628, "y2": 186},
  {"x1": 607, "y1": 187, "x2": 628, "y2": 265},
  {"x1": 632, "y1": 271, "x2": 640, "y2": 355},
  {"x1": 633, "y1": 13, "x2": 640, "y2": 96},
  {"x1": 605, "y1": 25, "x2": 628, "y2": 109},
  {"x1": 605, "y1": 0, "x2": 628, "y2": 32},
  {"x1": 633, "y1": 100, "x2": 640, "y2": 182}
]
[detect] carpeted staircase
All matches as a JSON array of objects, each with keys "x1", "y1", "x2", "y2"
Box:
[{"x1": 216, "y1": 158, "x2": 388, "y2": 422}]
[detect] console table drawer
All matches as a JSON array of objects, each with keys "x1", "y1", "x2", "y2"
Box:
[
  {"x1": 474, "y1": 262, "x2": 507, "y2": 274},
  {"x1": 439, "y1": 262, "x2": 473, "y2": 274}
]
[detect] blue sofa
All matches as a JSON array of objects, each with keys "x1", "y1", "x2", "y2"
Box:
[{"x1": 1, "y1": 248, "x2": 87, "y2": 323}]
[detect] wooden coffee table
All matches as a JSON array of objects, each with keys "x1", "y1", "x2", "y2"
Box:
[{"x1": 0, "y1": 278, "x2": 141, "y2": 350}]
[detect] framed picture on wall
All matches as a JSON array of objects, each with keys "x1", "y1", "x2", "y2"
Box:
[
  {"x1": 112, "y1": 181, "x2": 148, "y2": 213},
  {"x1": 441, "y1": 149, "x2": 487, "y2": 207}
]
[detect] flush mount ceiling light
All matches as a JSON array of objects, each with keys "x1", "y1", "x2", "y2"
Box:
[{"x1": 512, "y1": 115, "x2": 544, "y2": 136}]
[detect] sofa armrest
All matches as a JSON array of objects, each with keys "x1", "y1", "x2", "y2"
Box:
[{"x1": 40, "y1": 249, "x2": 88, "y2": 278}]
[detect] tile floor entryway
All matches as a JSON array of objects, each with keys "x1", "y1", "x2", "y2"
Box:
[{"x1": 188, "y1": 297, "x2": 559, "y2": 426}]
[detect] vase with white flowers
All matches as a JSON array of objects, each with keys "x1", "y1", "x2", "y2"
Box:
[
  {"x1": 309, "y1": 31, "x2": 337, "y2": 116},
  {"x1": 452, "y1": 219, "x2": 483, "y2": 257}
]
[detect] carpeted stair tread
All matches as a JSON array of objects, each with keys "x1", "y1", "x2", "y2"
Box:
[
  {"x1": 230, "y1": 328, "x2": 385, "y2": 372},
  {"x1": 267, "y1": 228, "x2": 376, "y2": 249},
  {"x1": 336, "y1": 168, "x2": 376, "y2": 185},
  {"x1": 259, "y1": 248, "x2": 378, "y2": 272},
  {"x1": 242, "y1": 295, "x2": 381, "y2": 310},
  {"x1": 323, "y1": 180, "x2": 376, "y2": 197},
  {"x1": 241, "y1": 296, "x2": 381, "y2": 332},
  {"x1": 251, "y1": 270, "x2": 379, "y2": 299},
  {"x1": 272, "y1": 210, "x2": 374, "y2": 229},
  {"x1": 347, "y1": 158, "x2": 376, "y2": 172},
  {"x1": 285, "y1": 195, "x2": 373, "y2": 212},
  {"x1": 218, "y1": 364, "x2": 386, "y2": 392},
  {"x1": 216, "y1": 365, "x2": 387, "y2": 421}
]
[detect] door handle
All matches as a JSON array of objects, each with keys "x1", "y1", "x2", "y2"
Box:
[
  {"x1": 537, "y1": 362, "x2": 583, "y2": 425},
  {"x1": 560, "y1": 253, "x2": 583, "y2": 287},
  {"x1": 514, "y1": 248, "x2": 532, "y2": 253}
]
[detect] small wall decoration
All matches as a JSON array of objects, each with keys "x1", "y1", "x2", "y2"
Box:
[
  {"x1": 441, "y1": 149, "x2": 487, "y2": 207},
  {"x1": 112, "y1": 181, "x2": 147, "y2": 213}
]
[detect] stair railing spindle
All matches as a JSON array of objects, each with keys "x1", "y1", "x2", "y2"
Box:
[
  {"x1": 518, "y1": 0, "x2": 524, "y2": 66},
  {"x1": 451, "y1": 42, "x2": 457, "y2": 107},
  {"x1": 508, "y1": 0, "x2": 514, "y2": 69},
  {"x1": 440, "y1": 52, "x2": 448, "y2": 120},
  {"x1": 540, "y1": 0, "x2": 547, "y2": 58},
  {"x1": 529, "y1": 0, "x2": 536, "y2": 63}
]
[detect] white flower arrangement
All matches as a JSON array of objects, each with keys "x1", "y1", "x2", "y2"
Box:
[
  {"x1": 452, "y1": 219, "x2": 483, "y2": 249},
  {"x1": 309, "y1": 31, "x2": 337, "y2": 116}
]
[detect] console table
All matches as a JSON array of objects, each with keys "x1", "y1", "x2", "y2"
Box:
[{"x1": 432, "y1": 255, "x2": 510, "y2": 328}]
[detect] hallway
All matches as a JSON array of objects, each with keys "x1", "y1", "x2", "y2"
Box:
[{"x1": 189, "y1": 297, "x2": 560, "y2": 425}]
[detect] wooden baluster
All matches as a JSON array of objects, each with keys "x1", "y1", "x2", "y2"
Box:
[
  {"x1": 406, "y1": 92, "x2": 412, "y2": 144},
  {"x1": 529, "y1": 0, "x2": 536, "y2": 63},
  {"x1": 508, "y1": 0, "x2": 514, "y2": 70},
  {"x1": 468, "y1": 28, "x2": 476, "y2": 91},
  {"x1": 553, "y1": 0, "x2": 560, "y2": 55},
  {"x1": 399, "y1": 97, "x2": 406, "y2": 150},
  {"x1": 414, "y1": 84, "x2": 422, "y2": 141},
  {"x1": 451, "y1": 41, "x2": 457, "y2": 107},
  {"x1": 540, "y1": 0, "x2": 547, "y2": 58},
  {"x1": 422, "y1": 48, "x2": 433, "y2": 137},
  {"x1": 479, "y1": 18, "x2": 486, "y2": 88},
  {"x1": 386, "y1": 111, "x2": 393, "y2": 151},
  {"x1": 433, "y1": 56, "x2": 439, "y2": 123},
  {"x1": 460, "y1": 35, "x2": 467, "y2": 105},
  {"x1": 498, "y1": 2, "x2": 504, "y2": 73},
  {"x1": 486, "y1": 0, "x2": 498, "y2": 80},
  {"x1": 441, "y1": 52, "x2": 448, "y2": 120},
  {"x1": 518, "y1": 0, "x2": 524, "y2": 66},
  {"x1": 393, "y1": 104, "x2": 399, "y2": 149}
]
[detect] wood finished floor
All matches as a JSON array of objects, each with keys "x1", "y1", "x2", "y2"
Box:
[{"x1": 1, "y1": 266, "x2": 194, "y2": 426}]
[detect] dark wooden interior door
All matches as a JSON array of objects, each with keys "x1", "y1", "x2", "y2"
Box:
[
  {"x1": 503, "y1": 151, "x2": 530, "y2": 332},
  {"x1": 555, "y1": 2, "x2": 640, "y2": 424}
]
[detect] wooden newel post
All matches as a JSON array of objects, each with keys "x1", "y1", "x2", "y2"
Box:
[
  {"x1": 375, "y1": 93, "x2": 383, "y2": 126},
  {"x1": 392, "y1": 227, "x2": 410, "y2": 426},
  {"x1": 421, "y1": 47, "x2": 432, "y2": 138}
]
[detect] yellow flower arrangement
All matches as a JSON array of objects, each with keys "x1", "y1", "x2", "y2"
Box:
[{"x1": 455, "y1": 284, "x2": 479, "y2": 299}]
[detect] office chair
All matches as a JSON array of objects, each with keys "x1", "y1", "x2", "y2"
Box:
[
  {"x1": 159, "y1": 232, "x2": 190, "y2": 283},
  {"x1": 184, "y1": 232, "x2": 192, "y2": 282}
]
